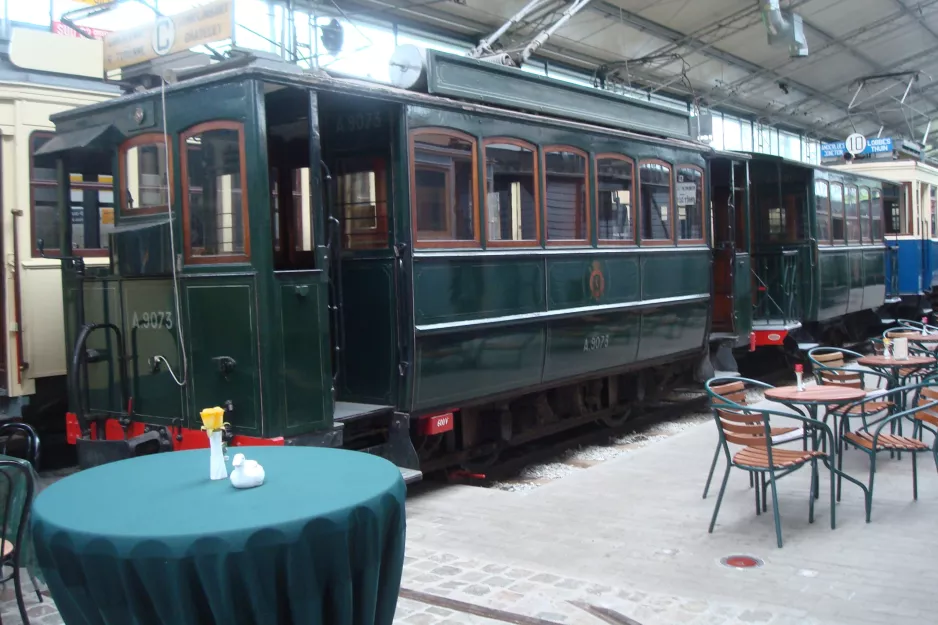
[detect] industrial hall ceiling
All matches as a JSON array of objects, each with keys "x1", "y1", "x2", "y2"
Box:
[{"x1": 343, "y1": 0, "x2": 938, "y2": 150}]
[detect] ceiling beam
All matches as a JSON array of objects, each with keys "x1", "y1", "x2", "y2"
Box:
[
  {"x1": 798, "y1": 16, "x2": 938, "y2": 131},
  {"x1": 893, "y1": 0, "x2": 938, "y2": 44},
  {"x1": 584, "y1": 1, "x2": 888, "y2": 132}
]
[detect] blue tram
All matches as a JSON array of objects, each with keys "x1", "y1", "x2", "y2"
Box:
[{"x1": 832, "y1": 158, "x2": 938, "y2": 320}]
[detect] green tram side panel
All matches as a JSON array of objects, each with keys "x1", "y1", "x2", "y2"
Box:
[
  {"x1": 185, "y1": 277, "x2": 261, "y2": 435},
  {"x1": 862, "y1": 247, "x2": 886, "y2": 311},
  {"x1": 543, "y1": 254, "x2": 641, "y2": 382},
  {"x1": 414, "y1": 258, "x2": 544, "y2": 325},
  {"x1": 734, "y1": 253, "x2": 753, "y2": 341},
  {"x1": 815, "y1": 247, "x2": 883, "y2": 322},
  {"x1": 817, "y1": 249, "x2": 850, "y2": 322},
  {"x1": 410, "y1": 251, "x2": 710, "y2": 410},
  {"x1": 275, "y1": 271, "x2": 331, "y2": 436},
  {"x1": 339, "y1": 259, "x2": 399, "y2": 405},
  {"x1": 638, "y1": 250, "x2": 710, "y2": 360},
  {"x1": 121, "y1": 279, "x2": 184, "y2": 423},
  {"x1": 72, "y1": 278, "x2": 124, "y2": 415}
]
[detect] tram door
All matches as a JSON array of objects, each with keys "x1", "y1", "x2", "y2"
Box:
[
  {"x1": 710, "y1": 158, "x2": 750, "y2": 336},
  {"x1": 318, "y1": 92, "x2": 402, "y2": 407}
]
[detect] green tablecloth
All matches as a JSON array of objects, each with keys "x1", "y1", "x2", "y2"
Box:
[{"x1": 31, "y1": 447, "x2": 406, "y2": 625}]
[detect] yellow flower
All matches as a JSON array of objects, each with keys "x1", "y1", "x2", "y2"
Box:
[{"x1": 200, "y1": 406, "x2": 226, "y2": 432}]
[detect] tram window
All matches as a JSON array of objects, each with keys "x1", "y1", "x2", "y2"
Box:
[
  {"x1": 337, "y1": 159, "x2": 389, "y2": 249},
  {"x1": 872, "y1": 189, "x2": 884, "y2": 239},
  {"x1": 640, "y1": 160, "x2": 672, "y2": 242},
  {"x1": 815, "y1": 181, "x2": 831, "y2": 243},
  {"x1": 411, "y1": 130, "x2": 478, "y2": 246},
  {"x1": 181, "y1": 122, "x2": 249, "y2": 263},
  {"x1": 676, "y1": 166, "x2": 704, "y2": 243},
  {"x1": 119, "y1": 134, "x2": 170, "y2": 215},
  {"x1": 845, "y1": 185, "x2": 859, "y2": 242},
  {"x1": 271, "y1": 168, "x2": 316, "y2": 253},
  {"x1": 545, "y1": 147, "x2": 589, "y2": 244},
  {"x1": 30, "y1": 132, "x2": 111, "y2": 257},
  {"x1": 767, "y1": 208, "x2": 786, "y2": 236},
  {"x1": 929, "y1": 185, "x2": 938, "y2": 238},
  {"x1": 596, "y1": 156, "x2": 634, "y2": 243},
  {"x1": 859, "y1": 187, "x2": 871, "y2": 243},
  {"x1": 484, "y1": 140, "x2": 538, "y2": 245},
  {"x1": 830, "y1": 183, "x2": 845, "y2": 243}
]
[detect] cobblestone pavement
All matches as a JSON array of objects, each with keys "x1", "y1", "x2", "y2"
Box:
[{"x1": 12, "y1": 399, "x2": 937, "y2": 625}]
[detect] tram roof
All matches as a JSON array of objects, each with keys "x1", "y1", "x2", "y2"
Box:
[{"x1": 49, "y1": 55, "x2": 716, "y2": 155}]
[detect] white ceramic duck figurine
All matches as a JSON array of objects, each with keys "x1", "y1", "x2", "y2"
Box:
[{"x1": 230, "y1": 453, "x2": 265, "y2": 489}]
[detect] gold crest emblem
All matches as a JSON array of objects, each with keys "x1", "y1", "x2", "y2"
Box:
[{"x1": 588, "y1": 261, "x2": 605, "y2": 301}]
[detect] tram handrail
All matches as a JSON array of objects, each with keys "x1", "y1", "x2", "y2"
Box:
[{"x1": 750, "y1": 248, "x2": 800, "y2": 325}]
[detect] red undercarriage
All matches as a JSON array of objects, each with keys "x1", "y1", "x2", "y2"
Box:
[
  {"x1": 65, "y1": 413, "x2": 284, "y2": 450},
  {"x1": 749, "y1": 329, "x2": 789, "y2": 349}
]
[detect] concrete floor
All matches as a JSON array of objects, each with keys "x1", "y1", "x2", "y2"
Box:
[{"x1": 12, "y1": 396, "x2": 937, "y2": 625}]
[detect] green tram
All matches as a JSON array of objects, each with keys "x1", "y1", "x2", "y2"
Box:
[
  {"x1": 38, "y1": 48, "x2": 887, "y2": 477},
  {"x1": 710, "y1": 152, "x2": 895, "y2": 362}
]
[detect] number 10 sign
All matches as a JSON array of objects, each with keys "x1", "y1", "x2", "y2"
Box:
[{"x1": 845, "y1": 133, "x2": 867, "y2": 156}]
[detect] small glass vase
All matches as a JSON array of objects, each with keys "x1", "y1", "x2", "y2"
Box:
[{"x1": 209, "y1": 430, "x2": 228, "y2": 480}]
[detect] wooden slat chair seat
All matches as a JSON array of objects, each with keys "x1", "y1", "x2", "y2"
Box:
[
  {"x1": 833, "y1": 383, "x2": 938, "y2": 521},
  {"x1": 705, "y1": 380, "x2": 837, "y2": 549},
  {"x1": 733, "y1": 446, "x2": 825, "y2": 469},
  {"x1": 842, "y1": 431, "x2": 929, "y2": 452},
  {"x1": 703, "y1": 380, "x2": 804, "y2": 500}
]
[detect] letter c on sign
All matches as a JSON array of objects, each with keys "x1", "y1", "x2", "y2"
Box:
[{"x1": 152, "y1": 17, "x2": 175, "y2": 56}]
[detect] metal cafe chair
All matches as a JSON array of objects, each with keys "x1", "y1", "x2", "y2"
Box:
[
  {"x1": 702, "y1": 378, "x2": 805, "y2": 500},
  {"x1": 832, "y1": 382, "x2": 938, "y2": 522},
  {"x1": 704, "y1": 377, "x2": 835, "y2": 549},
  {"x1": 0, "y1": 423, "x2": 40, "y2": 470},
  {"x1": 0, "y1": 459, "x2": 40, "y2": 625}
]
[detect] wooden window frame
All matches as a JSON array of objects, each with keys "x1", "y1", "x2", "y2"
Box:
[
  {"x1": 830, "y1": 182, "x2": 846, "y2": 245},
  {"x1": 543, "y1": 145, "x2": 591, "y2": 247},
  {"x1": 872, "y1": 187, "x2": 885, "y2": 241},
  {"x1": 638, "y1": 158, "x2": 675, "y2": 247},
  {"x1": 336, "y1": 157, "x2": 390, "y2": 250},
  {"x1": 180, "y1": 120, "x2": 251, "y2": 265},
  {"x1": 410, "y1": 127, "x2": 480, "y2": 249},
  {"x1": 815, "y1": 180, "x2": 831, "y2": 246},
  {"x1": 845, "y1": 184, "x2": 860, "y2": 244},
  {"x1": 902, "y1": 181, "x2": 913, "y2": 235},
  {"x1": 118, "y1": 132, "x2": 173, "y2": 217},
  {"x1": 676, "y1": 164, "x2": 706, "y2": 245},
  {"x1": 859, "y1": 185, "x2": 872, "y2": 244},
  {"x1": 29, "y1": 130, "x2": 109, "y2": 258},
  {"x1": 595, "y1": 153, "x2": 636, "y2": 246},
  {"x1": 483, "y1": 137, "x2": 540, "y2": 248}
]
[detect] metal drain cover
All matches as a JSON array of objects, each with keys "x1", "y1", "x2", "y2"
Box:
[{"x1": 720, "y1": 554, "x2": 763, "y2": 568}]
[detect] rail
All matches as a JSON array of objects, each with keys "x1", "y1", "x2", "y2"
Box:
[{"x1": 751, "y1": 249, "x2": 800, "y2": 326}]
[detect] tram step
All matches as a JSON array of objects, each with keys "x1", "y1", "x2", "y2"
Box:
[
  {"x1": 334, "y1": 401, "x2": 394, "y2": 423},
  {"x1": 797, "y1": 342, "x2": 820, "y2": 351},
  {"x1": 399, "y1": 467, "x2": 423, "y2": 484}
]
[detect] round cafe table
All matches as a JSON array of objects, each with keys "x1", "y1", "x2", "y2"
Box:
[
  {"x1": 764, "y1": 384, "x2": 869, "y2": 501},
  {"x1": 764, "y1": 384, "x2": 868, "y2": 445},
  {"x1": 30, "y1": 447, "x2": 406, "y2": 625},
  {"x1": 858, "y1": 354, "x2": 936, "y2": 395}
]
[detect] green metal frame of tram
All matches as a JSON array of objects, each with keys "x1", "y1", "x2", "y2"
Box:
[
  {"x1": 42, "y1": 51, "x2": 715, "y2": 461},
  {"x1": 721, "y1": 154, "x2": 892, "y2": 351}
]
